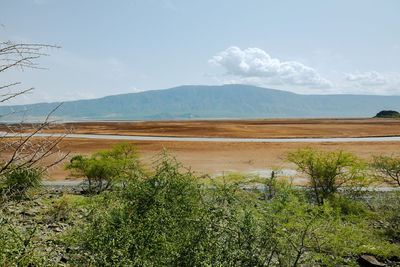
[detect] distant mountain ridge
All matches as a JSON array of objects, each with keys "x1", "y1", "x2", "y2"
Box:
[{"x1": 1, "y1": 84, "x2": 400, "y2": 121}]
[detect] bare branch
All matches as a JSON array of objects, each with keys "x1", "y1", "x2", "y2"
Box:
[
  {"x1": 0, "y1": 40, "x2": 69, "y2": 183},
  {"x1": 0, "y1": 42, "x2": 60, "y2": 73},
  {"x1": 0, "y1": 87, "x2": 33, "y2": 103}
]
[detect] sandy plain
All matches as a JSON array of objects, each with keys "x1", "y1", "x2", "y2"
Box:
[
  {"x1": 27, "y1": 118, "x2": 400, "y2": 183},
  {"x1": 41, "y1": 118, "x2": 400, "y2": 138}
]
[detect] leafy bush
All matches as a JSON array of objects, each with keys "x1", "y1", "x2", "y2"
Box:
[
  {"x1": 0, "y1": 218, "x2": 52, "y2": 266},
  {"x1": 0, "y1": 167, "x2": 43, "y2": 200},
  {"x1": 64, "y1": 151, "x2": 399, "y2": 266},
  {"x1": 65, "y1": 143, "x2": 142, "y2": 193},
  {"x1": 68, "y1": 152, "x2": 205, "y2": 265},
  {"x1": 372, "y1": 155, "x2": 400, "y2": 187},
  {"x1": 329, "y1": 196, "x2": 370, "y2": 216},
  {"x1": 288, "y1": 148, "x2": 370, "y2": 205},
  {"x1": 42, "y1": 194, "x2": 74, "y2": 223},
  {"x1": 368, "y1": 192, "x2": 400, "y2": 243}
]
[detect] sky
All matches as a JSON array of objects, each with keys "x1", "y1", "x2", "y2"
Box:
[{"x1": 1, "y1": 0, "x2": 400, "y2": 105}]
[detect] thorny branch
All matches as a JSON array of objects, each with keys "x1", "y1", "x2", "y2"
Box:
[{"x1": 0, "y1": 40, "x2": 68, "y2": 177}]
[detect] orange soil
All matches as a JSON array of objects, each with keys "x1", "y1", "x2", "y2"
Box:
[{"x1": 46, "y1": 138, "x2": 400, "y2": 183}]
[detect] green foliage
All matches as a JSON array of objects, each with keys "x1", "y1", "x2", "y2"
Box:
[
  {"x1": 372, "y1": 155, "x2": 400, "y2": 187},
  {"x1": 329, "y1": 196, "x2": 370, "y2": 216},
  {"x1": 2, "y1": 144, "x2": 398, "y2": 266},
  {"x1": 0, "y1": 218, "x2": 52, "y2": 266},
  {"x1": 65, "y1": 143, "x2": 142, "y2": 193},
  {"x1": 43, "y1": 194, "x2": 73, "y2": 222},
  {"x1": 260, "y1": 170, "x2": 294, "y2": 200},
  {"x1": 287, "y1": 148, "x2": 370, "y2": 205},
  {"x1": 63, "y1": 150, "x2": 399, "y2": 266},
  {"x1": 260, "y1": 193, "x2": 399, "y2": 265},
  {"x1": 368, "y1": 192, "x2": 400, "y2": 243},
  {"x1": 0, "y1": 167, "x2": 43, "y2": 201},
  {"x1": 69, "y1": 152, "x2": 205, "y2": 266}
]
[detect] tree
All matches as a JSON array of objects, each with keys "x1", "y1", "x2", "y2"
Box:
[
  {"x1": 287, "y1": 148, "x2": 369, "y2": 205},
  {"x1": 372, "y1": 155, "x2": 400, "y2": 187},
  {"x1": 0, "y1": 40, "x2": 67, "y2": 199},
  {"x1": 65, "y1": 143, "x2": 142, "y2": 192}
]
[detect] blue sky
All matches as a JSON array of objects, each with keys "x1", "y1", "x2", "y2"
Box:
[{"x1": 1, "y1": 0, "x2": 400, "y2": 104}]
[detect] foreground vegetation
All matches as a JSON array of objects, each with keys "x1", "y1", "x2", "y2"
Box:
[{"x1": 1, "y1": 145, "x2": 400, "y2": 266}]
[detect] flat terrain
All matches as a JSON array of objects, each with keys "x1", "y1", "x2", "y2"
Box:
[
  {"x1": 22, "y1": 118, "x2": 397, "y2": 183},
  {"x1": 42, "y1": 138, "x2": 400, "y2": 183},
  {"x1": 26, "y1": 118, "x2": 400, "y2": 138}
]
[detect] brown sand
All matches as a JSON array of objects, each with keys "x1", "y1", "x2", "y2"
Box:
[
  {"x1": 46, "y1": 138, "x2": 400, "y2": 183},
  {"x1": 9, "y1": 118, "x2": 400, "y2": 138}
]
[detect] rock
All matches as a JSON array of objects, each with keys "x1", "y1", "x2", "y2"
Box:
[
  {"x1": 48, "y1": 223, "x2": 59, "y2": 229},
  {"x1": 53, "y1": 227, "x2": 62, "y2": 233},
  {"x1": 358, "y1": 254, "x2": 385, "y2": 267},
  {"x1": 65, "y1": 246, "x2": 79, "y2": 253},
  {"x1": 20, "y1": 209, "x2": 38, "y2": 217}
]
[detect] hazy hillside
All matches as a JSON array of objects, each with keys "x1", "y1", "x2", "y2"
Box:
[{"x1": 1, "y1": 84, "x2": 400, "y2": 121}]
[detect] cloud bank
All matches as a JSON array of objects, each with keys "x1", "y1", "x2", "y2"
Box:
[
  {"x1": 340, "y1": 71, "x2": 400, "y2": 95},
  {"x1": 210, "y1": 46, "x2": 332, "y2": 89},
  {"x1": 345, "y1": 71, "x2": 388, "y2": 86}
]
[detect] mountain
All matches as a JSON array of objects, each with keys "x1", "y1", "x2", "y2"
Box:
[{"x1": 1, "y1": 84, "x2": 400, "y2": 121}]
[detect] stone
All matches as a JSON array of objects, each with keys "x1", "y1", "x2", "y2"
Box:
[{"x1": 358, "y1": 255, "x2": 385, "y2": 267}]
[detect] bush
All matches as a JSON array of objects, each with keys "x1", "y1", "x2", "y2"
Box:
[
  {"x1": 371, "y1": 155, "x2": 400, "y2": 187},
  {"x1": 287, "y1": 148, "x2": 370, "y2": 205},
  {"x1": 69, "y1": 152, "x2": 205, "y2": 265},
  {"x1": 64, "y1": 151, "x2": 400, "y2": 266},
  {"x1": 368, "y1": 192, "x2": 400, "y2": 243},
  {"x1": 0, "y1": 167, "x2": 43, "y2": 200},
  {"x1": 0, "y1": 218, "x2": 52, "y2": 266},
  {"x1": 65, "y1": 143, "x2": 142, "y2": 193}
]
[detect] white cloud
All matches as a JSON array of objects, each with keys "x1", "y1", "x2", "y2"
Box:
[
  {"x1": 345, "y1": 71, "x2": 388, "y2": 86},
  {"x1": 209, "y1": 46, "x2": 332, "y2": 88},
  {"x1": 338, "y1": 71, "x2": 400, "y2": 95}
]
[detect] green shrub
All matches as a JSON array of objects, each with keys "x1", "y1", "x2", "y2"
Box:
[
  {"x1": 329, "y1": 197, "x2": 369, "y2": 216},
  {"x1": 368, "y1": 191, "x2": 400, "y2": 242},
  {"x1": 67, "y1": 152, "x2": 203, "y2": 265},
  {"x1": 43, "y1": 194, "x2": 74, "y2": 222},
  {"x1": 63, "y1": 151, "x2": 400, "y2": 266},
  {"x1": 371, "y1": 155, "x2": 400, "y2": 187},
  {"x1": 287, "y1": 148, "x2": 371, "y2": 205},
  {"x1": 65, "y1": 143, "x2": 142, "y2": 193},
  {"x1": 0, "y1": 218, "x2": 52, "y2": 266},
  {"x1": 0, "y1": 167, "x2": 43, "y2": 200}
]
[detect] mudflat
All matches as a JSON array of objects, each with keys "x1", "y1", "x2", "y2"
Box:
[
  {"x1": 41, "y1": 138, "x2": 399, "y2": 181},
  {"x1": 26, "y1": 118, "x2": 399, "y2": 182},
  {"x1": 32, "y1": 118, "x2": 400, "y2": 138}
]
